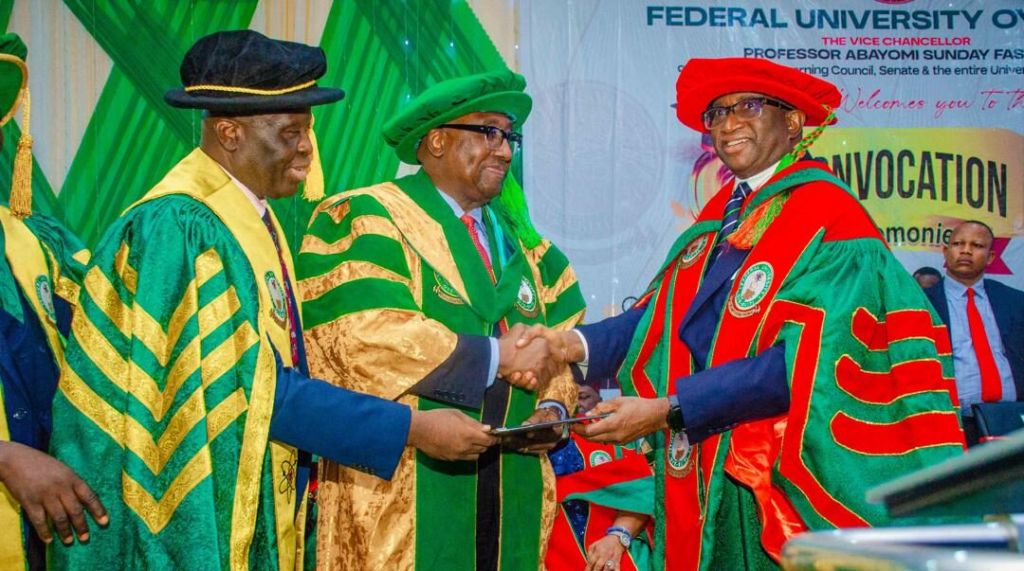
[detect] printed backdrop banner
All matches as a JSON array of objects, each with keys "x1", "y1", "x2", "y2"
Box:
[{"x1": 519, "y1": 0, "x2": 1024, "y2": 319}]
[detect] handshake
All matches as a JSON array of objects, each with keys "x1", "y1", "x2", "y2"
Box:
[
  {"x1": 496, "y1": 323, "x2": 586, "y2": 392},
  {"x1": 408, "y1": 325, "x2": 589, "y2": 463}
]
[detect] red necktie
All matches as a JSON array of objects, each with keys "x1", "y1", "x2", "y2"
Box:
[
  {"x1": 460, "y1": 213, "x2": 507, "y2": 334},
  {"x1": 966, "y1": 287, "x2": 1002, "y2": 402},
  {"x1": 461, "y1": 213, "x2": 496, "y2": 283}
]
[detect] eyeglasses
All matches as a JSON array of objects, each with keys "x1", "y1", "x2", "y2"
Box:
[
  {"x1": 701, "y1": 97, "x2": 794, "y2": 130},
  {"x1": 438, "y1": 124, "x2": 522, "y2": 151}
]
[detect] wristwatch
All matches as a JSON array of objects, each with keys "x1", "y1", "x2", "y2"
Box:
[
  {"x1": 666, "y1": 395, "x2": 685, "y2": 432},
  {"x1": 606, "y1": 525, "x2": 632, "y2": 548}
]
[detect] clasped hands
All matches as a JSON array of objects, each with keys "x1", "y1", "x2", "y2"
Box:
[
  {"x1": 499, "y1": 324, "x2": 673, "y2": 446},
  {"x1": 497, "y1": 323, "x2": 583, "y2": 391},
  {"x1": 409, "y1": 324, "x2": 582, "y2": 462}
]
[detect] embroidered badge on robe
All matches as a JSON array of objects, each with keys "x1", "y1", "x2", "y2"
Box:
[
  {"x1": 433, "y1": 270, "x2": 464, "y2": 305},
  {"x1": 265, "y1": 271, "x2": 288, "y2": 327},
  {"x1": 515, "y1": 276, "x2": 539, "y2": 318},
  {"x1": 680, "y1": 234, "x2": 710, "y2": 269},
  {"x1": 728, "y1": 261, "x2": 773, "y2": 318},
  {"x1": 666, "y1": 429, "x2": 693, "y2": 478},
  {"x1": 35, "y1": 275, "x2": 56, "y2": 323}
]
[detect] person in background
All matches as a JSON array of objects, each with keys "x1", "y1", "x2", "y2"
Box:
[
  {"x1": 922, "y1": 220, "x2": 1024, "y2": 445},
  {"x1": 913, "y1": 266, "x2": 942, "y2": 289},
  {"x1": 578, "y1": 382, "x2": 602, "y2": 414},
  {"x1": 0, "y1": 32, "x2": 106, "y2": 571},
  {"x1": 547, "y1": 379, "x2": 652, "y2": 571}
]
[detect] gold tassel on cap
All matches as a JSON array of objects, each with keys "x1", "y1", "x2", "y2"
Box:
[
  {"x1": 302, "y1": 115, "x2": 325, "y2": 202},
  {"x1": 9, "y1": 86, "x2": 32, "y2": 218}
]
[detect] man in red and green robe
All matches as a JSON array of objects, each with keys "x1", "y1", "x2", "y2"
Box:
[{"x1": 547, "y1": 58, "x2": 966, "y2": 570}]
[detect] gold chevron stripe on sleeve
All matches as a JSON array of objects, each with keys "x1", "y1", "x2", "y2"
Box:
[
  {"x1": 201, "y1": 322, "x2": 260, "y2": 388},
  {"x1": 159, "y1": 337, "x2": 201, "y2": 420},
  {"x1": 548, "y1": 309, "x2": 586, "y2": 332},
  {"x1": 145, "y1": 386, "x2": 248, "y2": 478},
  {"x1": 134, "y1": 303, "x2": 172, "y2": 367},
  {"x1": 60, "y1": 366, "x2": 127, "y2": 448},
  {"x1": 122, "y1": 448, "x2": 213, "y2": 534},
  {"x1": 165, "y1": 285, "x2": 197, "y2": 355},
  {"x1": 113, "y1": 242, "x2": 139, "y2": 295},
  {"x1": 299, "y1": 260, "x2": 411, "y2": 303},
  {"x1": 196, "y1": 287, "x2": 243, "y2": 338},
  {"x1": 165, "y1": 248, "x2": 226, "y2": 349},
  {"x1": 195, "y1": 247, "x2": 226, "y2": 289},
  {"x1": 84, "y1": 267, "x2": 132, "y2": 338},
  {"x1": 206, "y1": 388, "x2": 248, "y2": 439},
  {"x1": 299, "y1": 214, "x2": 403, "y2": 257},
  {"x1": 540, "y1": 266, "x2": 579, "y2": 306}
]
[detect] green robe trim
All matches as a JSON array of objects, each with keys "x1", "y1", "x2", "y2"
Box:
[
  {"x1": 301, "y1": 170, "x2": 586, "y2": 570},
  {"x1": 50, "y1": 149, "x2": 303, "y2": 570}
]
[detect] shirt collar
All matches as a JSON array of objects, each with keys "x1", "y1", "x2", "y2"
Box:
[
  {"x1": 436, "y1": 187, "x2": 484, "y2": 226},
  {"x1": 218, "y1": 164, "x2": 268, "y2": 217},
  {"x1": 944, "y1": 275, "x2": 987, "y2": 299},
  {"x1": 734, "y1": 161, "x2": 780, "y2": 194}
]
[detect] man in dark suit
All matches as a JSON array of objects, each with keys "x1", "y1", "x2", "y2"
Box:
[{"x1": 923, "y1": 220, "x2": 1024, "y2": 444}]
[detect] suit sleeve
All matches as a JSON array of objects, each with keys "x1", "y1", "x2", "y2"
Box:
[
  {"x1": 576, "y1": 306, "x2": 645, "y2": 381},
  {"x1": 269, "y1": 360, "x2": 410, "y2": 480},
  {"x1": 674, "y1": 344, "x2": 788, "y2": 443}
]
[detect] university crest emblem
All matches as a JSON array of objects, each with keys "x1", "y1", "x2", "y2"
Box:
[
  {"x1": 35, "y1": 275, "x2": 56, "y2": 323},
  {"x1": 515, "y1": 277, "x2": 539, "y2": 317},
  {"x1": 264, "y1": 271, "x2": 288, "y2": 325},
  {"x1": 432, "y1": 271, "x2": 464, "y2": 305},
  {"x1": 589, "y1": 450, "x2": 612, "y2": 467},
  {"x1": 666, "y1": 429, "x2": 693, "y2": 478},
  {"x1": 728, "y1": 261, "x2": 773, "y2": 318},
  {"x1": 679, "y1": 234, "x2": 709, "y2": 268}
]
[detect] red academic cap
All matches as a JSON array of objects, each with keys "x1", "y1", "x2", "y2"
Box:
[{"x1": 675, "y1": 57, "x2": 841, "y2": 133}]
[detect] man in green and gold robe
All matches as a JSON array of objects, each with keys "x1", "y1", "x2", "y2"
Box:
[
  {"x1": 48, "y1": 31, "x2": 495, "y2": 570},
  {"x1": 300, "y1": 70, "x2": 586, "y2": 570},
  {"x1": 0, "y1": 32, "x2": 108, "y2": 570},
  {"x1": 528, "y1": 58, "x2": 967, "y2": 570}
]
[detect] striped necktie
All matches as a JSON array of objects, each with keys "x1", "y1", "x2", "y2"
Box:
[
  {"x1": 261, "y1": 210, "x2": 300, "y2": 365},
  {"x1": 714, "y1": 181, "x2": 752, "y2": 259}
]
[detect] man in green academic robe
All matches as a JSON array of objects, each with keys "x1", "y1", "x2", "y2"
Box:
[
  {"x1": 301, "y1": 70, "x2": 586, "y2": 571},
  {"x1": 48, "y1": 30, "x2": 496, "y2": 571}
]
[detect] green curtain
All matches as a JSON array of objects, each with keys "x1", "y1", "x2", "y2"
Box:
[
  {"x1": 271, "y1": 0, "x2": 508, "y2": 253},
  {"x1": 57, "y1": 0, "x2": 258, "y2": 245},
  {"x1": 1, "y1": 0, "x2": 511, "y2": 254},
  {"x1": 0, "y1": 0, "x2": 60, "y2": 221}
]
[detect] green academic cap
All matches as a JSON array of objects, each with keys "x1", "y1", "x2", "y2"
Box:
[{"x1": 382, "y1": 69, "x2": 532, "y2": 165}]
